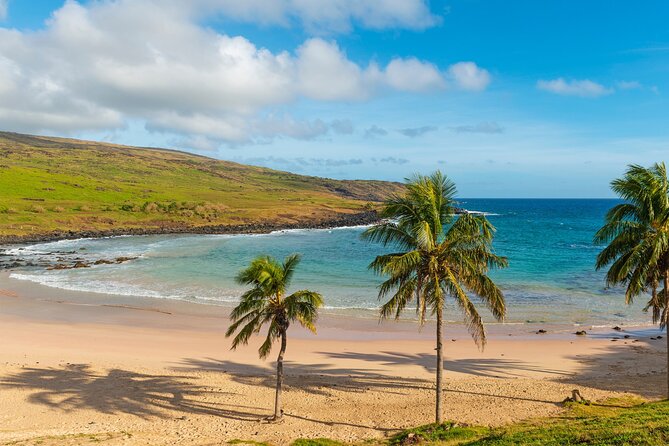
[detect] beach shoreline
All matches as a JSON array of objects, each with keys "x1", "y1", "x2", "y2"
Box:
[
  {"x1": 0, "y1": 274, "x2": 667, "y2": 445},
  {"x1": 0, "y1": 211, "x2": 381, "y2": 246}
]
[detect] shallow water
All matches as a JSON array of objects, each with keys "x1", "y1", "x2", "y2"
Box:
[{"x1": 3, "y1": 199, "x2": 656, "y2": 326}]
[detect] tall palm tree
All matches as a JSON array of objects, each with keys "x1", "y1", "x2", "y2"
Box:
[
  {"x1": 595, "y1": 162, "x2": 669, "y2": 397},
  {"x1": 362, "y1": 171, "x2": 507, "y2": 423},
  {"x1": 225, "y1": 253, "x2": 323, "y2": 420}
]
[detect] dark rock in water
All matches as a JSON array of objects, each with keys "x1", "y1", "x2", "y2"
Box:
[
  {"x1": 623, "y1": 335, "x2": 631, "y2": 339},
  {"x1": 536, "y1": 329, "x2": 547, "y2": 334},
  {"x1": 613, "y1": 326, "x2": 622, "y2": 331},
  {"x1": 115, "y1": 256, "x2": 138, "y2": 263},
  {"x1": 93, "y1": 259, "x2": 115, "y2": 265},
  {"x1": 658, "y1": 336, "x2": 663, "y2": 339},
  {"x1": 48, "y1": 264, "x2": 70, "y2": 270},
  {"x1": 73, "y1": 262, "x2": 89, "y2": 268},
  {"x1": 575, "y1": 330, "x2": 587, "y2": 336}
]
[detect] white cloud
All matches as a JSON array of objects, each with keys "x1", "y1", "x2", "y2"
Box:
[
  {"x1": 447, "y1": 62, "x2": 491, "y2": 91},
  {"x1": 385, "y1": 58, "x2": 445, "y2": 92},
  {"x1": 0, "y1": 0, "x2": 7, "y2": 20},
  {"x1": 537, "y1": 78, "x2": 613, "y2": 97},
  {"x1": 198, "y1": 0, "x2": 441, "y2": 33},
  {"x1": 0, "y1": 0, "x2": 486, "y2": 146},
  {"x1": 296, "y1": 39, "x2": 370, "y2": 101}
]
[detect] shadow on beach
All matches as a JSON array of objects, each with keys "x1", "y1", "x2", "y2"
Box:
[
  {"x1": 175, "y1": 357, "x2": 432, "y2": 396},
  {"x1": 0, "y1": 363, "x2": 265, "y2": 420},
  {"x1": 175, "y1": 355, "x2": 563, "y2": 406},
  {"x1": 319, "y1": 350, "x2": 572, "y2": 378},
  {"x1": 558, "y1": 335, "x2": 667, "y2": 399}
]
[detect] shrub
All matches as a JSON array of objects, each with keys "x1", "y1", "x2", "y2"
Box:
[
  {"x1": 52, "y1": 206, "x2": 65, "y2": 213},
  {"x1": 29, "y1": 205, "x2": 46, "y2": 213},
  {"x1": 142, "y1": 202, "x2": 159, "y2": 213}
]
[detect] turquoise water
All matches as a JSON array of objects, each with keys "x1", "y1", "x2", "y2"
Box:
[{"x1": 4, "y1": 199, "x2": 656, "y2": 326}]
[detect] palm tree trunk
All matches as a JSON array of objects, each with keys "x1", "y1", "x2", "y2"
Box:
[
  {"x1": 664, "y1": 271, "x2": 669, "y2": 399},
  {"x1": 435, "y1": 302, "x2": 444, "y2": 424},
  {"x1": 274, "y1": 329, "x2": 287, "y2": 419}
]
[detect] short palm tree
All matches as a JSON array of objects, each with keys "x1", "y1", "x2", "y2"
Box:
[
  {"x1": 225, "y1": 254, "x2": 323, "y2": 420},
  {"x1": 363, "y1": 171, "x2": 507, "y2": 423},
  {"x1": 595, "y1": 162, "x2": 669, "y2": 397}
]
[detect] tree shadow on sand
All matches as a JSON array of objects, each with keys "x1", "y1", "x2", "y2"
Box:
[
  {"x1": 175, "y1": 354, "x2": 565, "y2": 406},
  {"x1": 0, "y1": 363, "x2": 266, "y2": 420},
  {"x1": 175, "y1": 357, "x2": 431, "y2": 396},
  {"x1": 557, "y1": 334, "x2": 668, "y2": 399},
  {"x1": 319, "y1": 350, "x2": 572, "y2": 378},
  {"x1": 175, "y1": 358, "x2": 427, "y2": 432}
]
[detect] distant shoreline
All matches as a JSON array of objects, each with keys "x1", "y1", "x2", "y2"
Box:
[{"x1": 0, "y1": 210, "x2": 380, "y2": 246}]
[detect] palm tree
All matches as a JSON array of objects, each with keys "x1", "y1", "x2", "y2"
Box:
[
  {"x1": 594, "y1": 162, "x2": 669, "y2": 397},
  {"x1": 225, "y1": 253, "x2": 323, "y2": 420},
  {"x1": 362, "y1": 171, "x2": 508, "y2": 423}
]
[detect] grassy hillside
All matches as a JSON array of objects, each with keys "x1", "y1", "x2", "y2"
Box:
[{"x1": 0, "y1": 132, "x2": 404, "y2": 240}]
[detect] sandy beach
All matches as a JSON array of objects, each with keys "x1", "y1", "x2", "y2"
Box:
[{"x1": 0, "y1": 274, "x2": 667, "y2": 446}]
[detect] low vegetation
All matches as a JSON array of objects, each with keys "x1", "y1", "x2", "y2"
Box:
[
  {"x1": 0, "y1": 131, "x2": 403, "y2": 239},
  {"x1": 247, "y1": 399, "x2": 669, "y2": 446}
]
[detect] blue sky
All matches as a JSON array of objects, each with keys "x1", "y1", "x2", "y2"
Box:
[{"x1": 1, "y1": 1, "x2": 668, "y2": 197}]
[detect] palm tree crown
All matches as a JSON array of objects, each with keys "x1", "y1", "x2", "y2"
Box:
[
  {"x1": 226, "y1": 254, "x2": 323, "y2": 358},
  {"x1": 363, "y1": 171, "x2": 507, "y2": 345},
  {"x1": 594, "y1": 162, "x2": 669, "y2": 328}
]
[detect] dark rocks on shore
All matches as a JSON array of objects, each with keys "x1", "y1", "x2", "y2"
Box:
[
  {"x1": 613, "y1": 326, "x2": 622, "y2": 331},
  {"x1": 536, "y1": 329, "x2": 547, "y2": 334},
  {"x1": 0, "y1": 211, "x2": 381, "y2": 246},
  {"x1": 575, "y1": 330, "x2": 587, "y2": 336}
]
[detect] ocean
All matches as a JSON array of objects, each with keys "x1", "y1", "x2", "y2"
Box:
[{"x1": 3, "y1": 199, "x2": 656, "y2": 326}]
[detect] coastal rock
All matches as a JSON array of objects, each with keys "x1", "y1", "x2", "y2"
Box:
[
  {"x1": 115, "y1": 256, "x2": 138, "y2": 263},
  {"x1": 575, "y1": 330, "x2": 587, "y2": 336},
  {"x1": 0, "y1": 211, "x2": 381, "y2": 246}
]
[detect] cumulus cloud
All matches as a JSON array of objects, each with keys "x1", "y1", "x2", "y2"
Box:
[
  {"x1": 447, "y1": 62, "x2": 491, "y2": 91},
  {"x1": 0, "y1": 0, "x2": 487, "y2": 145},
  {"x1": 398, "y1": 125, "x2": 437, "y2": 137},
  {"x1": 364, "y1": 125, "x2": 388, "y2": 138},
  {"x1": 537, "y1": 78, "x2": 613, "y2": 97},
  {"x1": 451, "y1": 122, "x2": 504, "y2": 134},
  {"x1": 385, "y1": 58, "x2": 445, "y2": 92},
  {"x1": 200, "y1": 0, "x2": 441, "y2": 34}
]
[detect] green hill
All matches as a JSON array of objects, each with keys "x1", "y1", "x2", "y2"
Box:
[{"x1": 0, "y1": 132, "x2": 403, "y2": 242}]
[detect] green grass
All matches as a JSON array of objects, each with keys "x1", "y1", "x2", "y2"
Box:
[
  {"x1": 0, "y1": 131, "x2": 403, "y2": 238},
  {"x1": 288, "y1": 399, "x2": 669, "y2": 446}
]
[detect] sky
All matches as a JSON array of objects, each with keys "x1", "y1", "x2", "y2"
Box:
[{"x1": 0, "y1": 1, "x2": 668, "y2": 197}]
